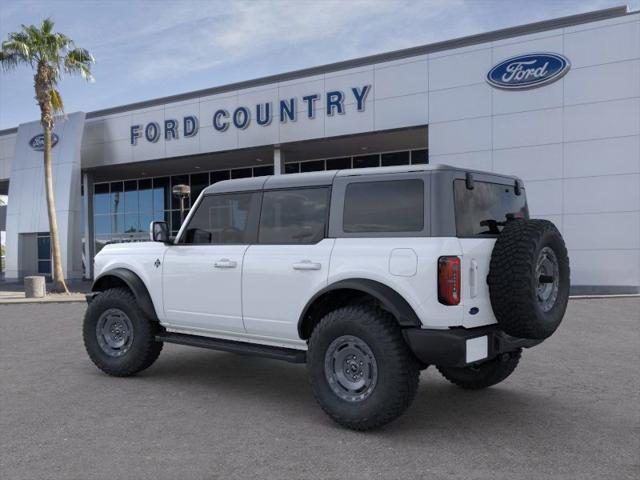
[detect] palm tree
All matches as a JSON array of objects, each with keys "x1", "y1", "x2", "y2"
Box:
[{"x1": 0, "y1": 18, "x2": 94, "y2": 293}]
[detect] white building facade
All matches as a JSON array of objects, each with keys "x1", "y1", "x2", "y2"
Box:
[{"x1": 0, "y1": 6, "x2": 638, "y2": 293}]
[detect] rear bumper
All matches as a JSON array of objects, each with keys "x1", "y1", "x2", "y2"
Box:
[{"x1": 402, "y1": 325, "x2": 542, "y2": 368}]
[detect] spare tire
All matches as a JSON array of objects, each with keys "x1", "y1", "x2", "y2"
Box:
[{"x1": 488, "y1": 219, "x2": 570, "y2": 340}]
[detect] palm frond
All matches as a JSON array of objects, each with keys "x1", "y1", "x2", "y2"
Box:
[
  {"x1": 1, "y1": 26, "x2": 32, "y2": 70},
  {"x1": 64, "y1": 47, "x2": 94, "y2": 81},
  {"x1": 41, "y1": 17, "x2": 54, "y2": 35},
  {"x1": 2, "y1": 39, "x2": 29, "y2": 56},
  {"x1": 22, "y1": 24, "x2": 42, "y2": 48},
  {"x1": 0, "y1": 51, "x2": 20, "y2": 70},
  {"x1": 50, "y1": 88, "x2": 64, "y2": 113},
  {"x1": 53, "y1": 32, "x2": 72, "y2": 50}
]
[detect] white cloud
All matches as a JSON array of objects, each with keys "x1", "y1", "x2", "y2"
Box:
[{"x1": 95, "y1": 0, "x2": 470, "y2": 81}]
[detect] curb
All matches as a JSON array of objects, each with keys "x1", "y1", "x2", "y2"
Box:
[
  {"x1": 0, "y1": 296, "x2": 87, "y2": 305},
  {"x1": 569, "y1": 294, "x2": 640, "y2": 300}
]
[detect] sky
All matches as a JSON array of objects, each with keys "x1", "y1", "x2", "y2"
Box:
[{"x1": 0, "y1": 0, "x2": 636, "y2": 130}]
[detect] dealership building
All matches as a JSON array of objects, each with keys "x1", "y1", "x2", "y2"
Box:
[{"x1": 0, "y1": 5, "x2": 638, "y2": 293}]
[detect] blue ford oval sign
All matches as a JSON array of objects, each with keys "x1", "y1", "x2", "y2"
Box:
[
  {"x1": 29, "y1": 133, "x2": 59, "y2": 151},
  {"x1": 487, "y1": 53, "x2": 570, "y2": 90}
]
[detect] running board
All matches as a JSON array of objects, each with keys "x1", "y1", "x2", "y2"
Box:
[{"x1": 156, "y1": 332, "x2": 307, "y2": 364}]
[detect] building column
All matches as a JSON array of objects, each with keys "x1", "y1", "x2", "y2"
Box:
[
  {"x1": 82, "y1": 171, "x2": 94, "y2": 280},
  {"x1": 273, "y1": 146, "x2": 285, "y2": 175}
]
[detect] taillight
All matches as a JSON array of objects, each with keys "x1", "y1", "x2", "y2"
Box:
[{"x1": 438, "y1": 256, "x2": 461, "y2": 305}]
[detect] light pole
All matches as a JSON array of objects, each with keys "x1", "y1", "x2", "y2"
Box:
[{"x1": 172, "y1": 184, "x2": 191, "y2": 226}]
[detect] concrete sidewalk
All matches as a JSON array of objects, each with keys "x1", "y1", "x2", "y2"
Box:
[{"x1": 0, "y1": 279, "x2": 90, "y2": 304}]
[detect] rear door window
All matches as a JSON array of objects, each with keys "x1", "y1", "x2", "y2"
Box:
[
  {"x1": 454, "y1": 180, "x2": 528, "y2": 236},
  {"x1": 343, "y1": 179, "x2": 424, "y2": 233},
  {"x1": 258, "y1": 188, "x2": 330, "y2": 244}
]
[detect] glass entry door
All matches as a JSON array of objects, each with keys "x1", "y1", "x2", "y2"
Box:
[{"x1": 37, "y1": 232, "x2": 51, "y2": 276}]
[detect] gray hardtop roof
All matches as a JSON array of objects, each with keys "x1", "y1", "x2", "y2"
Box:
[{"x1": 203, "y1": 164, "x2": 521, "y2": 195}]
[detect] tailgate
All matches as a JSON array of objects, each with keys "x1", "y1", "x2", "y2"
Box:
[{"x1": 459, "y1": 238, "x2": 499, "y2": 328}]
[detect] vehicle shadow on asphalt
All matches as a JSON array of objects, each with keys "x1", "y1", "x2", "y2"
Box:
[{"x1": 121, "y1": 345, "x2": 567, "y2": 437}]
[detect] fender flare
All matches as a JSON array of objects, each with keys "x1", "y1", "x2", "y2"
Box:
[
  {"x1": 92, "y1": 268, "x2": 158, "y2": 320},
  {"x1": 297, "y1": 278, "x2": 422, "y2": 338}
]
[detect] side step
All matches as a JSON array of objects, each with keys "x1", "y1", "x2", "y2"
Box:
[{"x1": 156, "y1": 332, "x2": 307, "y2": 364}]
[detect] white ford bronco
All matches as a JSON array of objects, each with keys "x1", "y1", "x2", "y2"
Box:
[{"x1": 84, "y1": 164, "x2": 570, "y2": 430}]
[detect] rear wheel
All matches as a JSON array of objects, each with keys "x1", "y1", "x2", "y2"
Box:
[
  {"x1": 307, "y1": 304, "x2": 419, "y2": 431},
  {"x1": 437, "y1": 349, "x2": 521, "y2": 390},
  {"x1": 83, "y1": 288, "x2": 163, "y2": 377}
]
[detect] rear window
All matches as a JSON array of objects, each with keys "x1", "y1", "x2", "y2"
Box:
[
  {"x1": 343, "y1": 179, "x2": 424, "y2": 233},
  {"x1": 454, "y1": 180, "x2": 528, "y2": 236}
]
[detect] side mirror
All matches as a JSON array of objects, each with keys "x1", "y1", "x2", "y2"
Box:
[{"x1": 150, "y1": 221, "x2": 170, "y2": 243}]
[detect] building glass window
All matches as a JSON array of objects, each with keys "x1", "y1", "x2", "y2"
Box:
[
  {"x1": 124, "y1": 180, "x2": 138, "y2": 213},
  {"x1": 231, "y1": 168, "x2": 252, "y2": 179},
  {"x1": 253, "y1": 165, "x2": 274, "y2": 177},
  {"x1": 139, "y1": 213, "x2": 154, "y2": 234},
  {"x1": 284, "y1": 163, "x2": 300, "y2": 174},
  {"x1": 410, "y1": 149, "x2": 428, "y2": 165},
  {"x1": 123, "y1": 213, "x2": 140, "y2": 234},
  {"x1": 153, "y1": 177, "x2": 170, "y2": 212},
  {"x1": 300, "y1": 160, "x2": 325, "y2": 172},
  {"x1": 190, "y1": 172, "x2": 209, "y2": 201},
  {"x1": 37, "y1": 232, "x2": 51, "y2": 275},
  {"x1": 94, "y1": 215, "x2": 111, "y2": 235},
  {"x1": 353, "y1": 154, "x2": 380, "y2": 169},
  {"x1": 94, "y1": 183, "x2": 110, "y2": 214},
  {"x1": 381, "y1": 151, "x2": 410, "y2": 166},
  {"x1": 111, "y1": 213, "x2": 124, "y2": 234},
  {"x1": 326, "y1": 157, "x2": 351, "y2": 170},
  {"x1": 210, "y1": 170, "x2": 230, "y2": 184},
  {"x1": 110, "y1": 182, "x2": 123, "y2": 216},
  {"x1": 138, "y1": 179, "x2": 153, "y2": 212}
]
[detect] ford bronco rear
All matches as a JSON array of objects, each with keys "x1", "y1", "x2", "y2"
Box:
[{"x1": 84, "y1": 164, "x2": 570, "y2": 430}]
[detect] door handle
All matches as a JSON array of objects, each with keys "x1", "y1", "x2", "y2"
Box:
[
  {"x1": 292, "y1": 260, "x2": 321, "y2": 271},
  {"x1": 214, "y1": 258, "x2": 237, "y2": 269}
]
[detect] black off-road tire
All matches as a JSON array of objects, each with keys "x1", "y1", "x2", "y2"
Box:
[
  {"x1": 437, "y1": 349, "x2": 522, "y2": 390},
  {"x1": 488, "y1": 219, "x2": 570, "y2": 340},
  {"x1": 307, "y1": 304, "x2": 420, "y2": 431},
  {"x1": 83, "y1": 288, "x2": 163, "y2": 377}
]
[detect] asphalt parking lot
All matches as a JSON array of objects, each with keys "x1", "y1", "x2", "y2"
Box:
[{"x1": 1, "y1": 298, "x2": 638, "y2": 480}]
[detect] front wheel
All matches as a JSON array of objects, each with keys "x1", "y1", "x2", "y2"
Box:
[
  {"x1": 83, "y1": 288, "x2": 163, "y2": 377},
  {"x1": 437, "y1": 349, "x2": 521, "y2": 390},
  {"x1": 307, "y1": 305, "x2": 420, "y2": 431}
]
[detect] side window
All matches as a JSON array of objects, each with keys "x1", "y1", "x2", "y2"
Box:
[
  {"x1": 180, "y1": 192, "x2": 259, "y2": 244},
  {"x1": 343, "y1": 179, "x2": 424, "y2": 233},
  {"x1": 259, "y1": 188, "x2": 330, "y2": 244}
]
